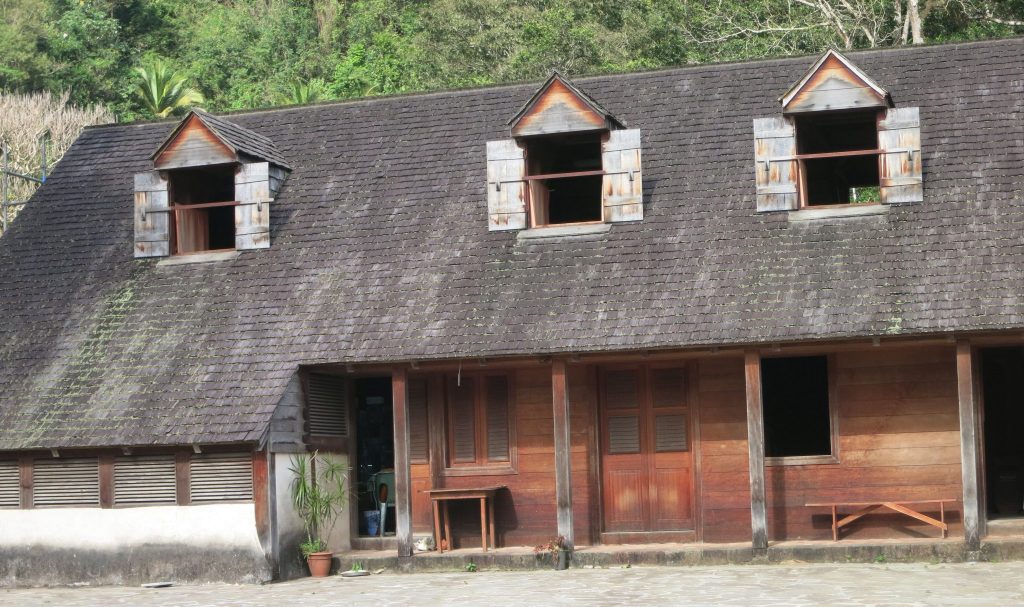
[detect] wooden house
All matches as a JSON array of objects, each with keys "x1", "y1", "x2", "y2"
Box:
[{"x1": 1, "y1": 38, "x2": 1023, "y2": 585}]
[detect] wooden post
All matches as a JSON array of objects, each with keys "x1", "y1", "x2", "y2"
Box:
[
  {"x1": 552, "y1": 359, "x2": 575, "y2": 549},
  {"x1": 392, "y1": 366, "x2": 414, "y2": 557},
  {"x1": 957, "y1": 339, "x2": 983, "y2": 552},
  {"x1": 99, "y1": 455, "x2": 115, "y2": 508},
  {"x1": 744, "y1": 350, "x2": 768, "y2": 553}
]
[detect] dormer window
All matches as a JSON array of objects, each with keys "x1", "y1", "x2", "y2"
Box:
[
  {"x1": 753, "y1": 50, "x2": 922, "y2": 213},
  {"x1": 133, "y1": 110, "x2": 290, "y2": 258},
  {"x1": 486, "y1": 72, "x2": 643, "y2": 231}
]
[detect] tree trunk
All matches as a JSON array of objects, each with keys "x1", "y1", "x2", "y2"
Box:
[{"x1": 908, "y1": 0, "x2": 924, "y2": 44}]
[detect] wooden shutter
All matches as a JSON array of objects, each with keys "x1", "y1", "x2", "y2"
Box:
[
  {"x1": 654, "y1": 414, "x2": 688, "y2": 452},
  {"x1": 486, "y1": 139, "x2": 527, "y2": 231},
  {"x1": 190, "y1": 453, "x2": 253, "y2": 502},
  {"x1": 235, "y1": 161, "x2": 286, "y2": 250},
  {"x1": 604, "y1": 369, "x2": 640, "y2": 409},
  {"x1": 33, "y1": 458, "x2": 99, "y2": 507},
  {"x1": 114, "y1": 455, "x2": 177, "y2": 505},
  {"x1": 134, "y1": 171, "x2": 170, "y2": 258},
  {"x1": 306, "y1": 373, "x2": 349, "y2": 438},
  {"x1": 878, "y1": 107, "x2": 923, "y2": 204},
  {"x1": 448, "y1": 376, "x2": 477, "y2": 463},
  {"x1": 602, "y1": 129, "x2": 643, "y2": 222},
  {"x1": 0, "y1": 461, "x2": 19, "y2": 508},
  {"x1": 409, "y1": 378, "x2": 429, "y2": 464},
  {"x1": 753, "y1": 117, "x2": 798, "y2": 211},
  {"x1": 651, "y1": 368, "x2": 685, "y2": 408},
  {"x1": 485, "y1": 376, "x2": 510, "y2": 462},
  {"x1": 608, "y1": 416, "x2": 641, "y2": 454}
]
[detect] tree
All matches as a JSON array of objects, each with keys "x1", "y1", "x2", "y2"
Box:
[{"x1": 133, "y1": 59, "x2": 204, "y2": 118}]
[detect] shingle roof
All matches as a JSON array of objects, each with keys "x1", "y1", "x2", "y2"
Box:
[
  {"x1": 152, "y1": 109, "x2": 292, "y2": 169},
  {"x1": 1, "y1": 38, "x2": 1023, "y2": 450}
]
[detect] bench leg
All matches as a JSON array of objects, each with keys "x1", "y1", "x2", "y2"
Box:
[
  {"x1": 432, "y1": 500, "x2": 442, "y2": 554},
  {"x1": 832, "y1": 505, "x2": 838, "y2": 541}
]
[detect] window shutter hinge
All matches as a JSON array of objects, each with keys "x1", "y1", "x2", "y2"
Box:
[
  {"x1": 493, "y1": 180, "x2": 501, "y2": 192},
  {"x1": 907, "y1": 149, "x2": 915, "y2": 163},
  {"x1": 628, "y1": 170, "x2": 635, "y2": 182},
  {"x1": 761, "y1": 160, "x2": 771, "y2": 176}
]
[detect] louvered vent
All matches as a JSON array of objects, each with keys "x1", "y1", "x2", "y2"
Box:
[
  {"x1": 485, "y1": 376, "x2": 510, "y2": 462},
  {"x1": 0, "y1": 461, "x2": 19, "y2": 508},
  {"x1": 655, "y1": 414, "x2": 688, "y2": 452},
  {"x1": 604, "y1": 370, "x2": 640, "y2": 409},
  {"x1": 608, "y1": 415, "x2": 640, "y2": 454},
  {"x1": 306, "y1": 373, "x2": 348, "y2": 438},
  {"x1": 409, "y1": 379, "x2": 429, "y2": 463},
  {"x1": 33, "y1": 458, "x2": 99, "y2": 507},
  {"x1": 114, "y1": 455, "x2": 177, "y2": 505},
  {"x1": 651, "y1": 368, "x2": 685, "y2": 408},
  {"x1": 190, "y1": 453, "x2": 253, "y2": 502},
  {"x1": 449, "y1": 377, "x2": 476, "y2": 463}
]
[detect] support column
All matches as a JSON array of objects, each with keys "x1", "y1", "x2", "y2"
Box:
[
  {"x1": 392, "y1": 366, "x2": 414, "y2": 557},
  {"x1": 956, "y1": 339, "x2": 983, "y2": 552},
  {"x1": 744, "y1": 350, "x2": 768, "y2": 554},
  {"x1": 552, "y1": 359, "x2": 575, "y2": 549}
]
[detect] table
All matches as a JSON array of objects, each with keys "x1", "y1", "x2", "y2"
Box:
[
  {"x1": 425, "y1": 486, "x2": 505, "y2": 553},
  {"x1": 806, "y1": 499, "x2": 957, "y2": 541}
]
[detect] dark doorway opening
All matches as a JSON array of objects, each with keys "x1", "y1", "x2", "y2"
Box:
[
  {"x1": 524, "y1": 132, "x2": 604, "y2": 225},
  {"x1": 982, "y1": 347, "x2": 1024, "y2": 520},
  {"x1": 354, "y1": 377, "x2": 395, "y2": 536}
]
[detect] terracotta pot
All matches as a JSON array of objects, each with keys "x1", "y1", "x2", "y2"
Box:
[{"x1": 307, "y1": 551, "x2": 334, "y2": 577}]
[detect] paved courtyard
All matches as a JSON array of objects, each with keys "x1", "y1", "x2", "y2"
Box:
[{"x1": 4, "y1": 562, "x2": 1024, "y2": 606}]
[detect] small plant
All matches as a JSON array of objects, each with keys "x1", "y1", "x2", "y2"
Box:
[
  {"x1": 872, "y1": 553, "x2": 888, "y2": 564},
  {"x1": 300, "y1": 539, "x2": 327, "y2": 559},
  {"x1": 465, "y1": 562, "x2": 478, "y2": 572},
  {"x1": 351, "y1": 561, "x2": 365, "y2": 572},
  {"x1": 533, "y1": 535, "x2": 568, "y2": 559},
  {"x1": 290, "y1": 451, "x2": 348, "y2": 576}
]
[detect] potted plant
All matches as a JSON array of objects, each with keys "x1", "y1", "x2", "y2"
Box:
[
  {"x1": 533, "y1": 535, "x2": 571, "y2": 570},
  {"x1": 290, "y1": 451, "x2": 348, "y2": 577}
]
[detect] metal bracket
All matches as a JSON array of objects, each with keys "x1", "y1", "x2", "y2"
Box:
[
  {"x1": 628, "y1": 170, "x2": 635, "y2": 182},
  {"x1": 493, "y1": 181, "x2": 501, "y2": 192}
]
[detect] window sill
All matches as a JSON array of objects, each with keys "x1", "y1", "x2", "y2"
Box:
[
  {"x1": 766, "y1": 454, "x2": 839, "y2": 467},
  {"x1": 157, "y1": 250, "x2": 240, "y2": 266},
  {"x1": 517, "y1": 223, "x2": 611, "y2": 240},
  {"x1": 788, "y1": 204, "x2": 888, "y2": 222},
  {"x1": 442, "y1": 465, "x2": 517, "y2": 477}
]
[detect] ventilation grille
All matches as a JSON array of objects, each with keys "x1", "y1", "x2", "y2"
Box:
[
  {"x1": 33, "y1": 458, "x2": 99, "y2": 507},
  {"x1": 115, "y1": 455, "x2": 177, "y2": 505},
  {"x1": 190, "y1": 453, "x2": 253, "y2": 502},
  {"x1": 485, "y1": 376, "x2": 510, "y2": 462},
  {"x1": 655, "y1": 414, "x2": 688, "y2": 452},
  {"x1": 409, "y1": 379, "x2": 429, "y2": 463},
  {"x1": 449, "y1": 377, "x2": 476, "y2": 463},
  {"x1": 651, "y1": 368, "x2": 685, "y2": 408},
  {"x1": 306, "y1": 373, "x2": 348, "y2": 438},
  {"x1": 604, "y1": 370, "x2": 640, "y2": 409},
  {"x1": 608, "y1": 415, "x2": 640, "y2": 454},
  {"x1": 0, "y1": 461, "x2": 19, "y2": 508}
]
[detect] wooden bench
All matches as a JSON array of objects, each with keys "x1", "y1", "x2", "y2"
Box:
[{"x1": 806, "y1": 499, "x2": 957, "y2": 541}]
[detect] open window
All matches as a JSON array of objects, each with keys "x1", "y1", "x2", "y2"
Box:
[
  {"x1": 753, "y1": 50, "x2": 922, "y2": 212},
  {"x1": 168, "y1": 165, "x2": 238, "y2": 254},
  {"x1": 525, "y1": 132, "x2": 604, "y2": 226},
  {"x1": 761, "y1": 355, "x2": 837, "y2": 464},
  {"x1": 486, "y1": 72, "x2": 643, "y2": 231}
]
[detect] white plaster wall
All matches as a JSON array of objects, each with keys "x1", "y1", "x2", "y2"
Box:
[{"x1": 0, "y1": 503, "x2": 263, "y2": 552}]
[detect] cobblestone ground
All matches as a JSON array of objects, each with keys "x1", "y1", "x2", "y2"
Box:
[{"x1": 5, "y1": 562, "x2": 1024, "y2": 607}]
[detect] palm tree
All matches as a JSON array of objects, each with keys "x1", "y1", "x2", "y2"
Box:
[
  {"x1": 287, "y1": 78, "x2": 328, "y2": 105},
  {"x1": 134, "y1": 60, "x2": 205, "y2": 118}
]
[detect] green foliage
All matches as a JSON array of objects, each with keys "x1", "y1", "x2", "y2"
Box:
[
  {"x1": 0, "y1": 0, "x2": 1022, "y2": 120},
  {"x1": 465, "y1": 561, "x2": 478, "y2": 572},
  {"x1": 289, "y1": 451, "x2": 348, "y2": 557},
  {"x1": 133, "y1": 58, "x2": 203, "y2": 118}
]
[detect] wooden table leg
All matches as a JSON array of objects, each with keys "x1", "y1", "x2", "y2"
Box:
[
  {"x1": 432, "y1": 500, "x2": 442, "y2": 554},
  {"x1": 941, "y1": 501, "x2": 947, "y2": 538},
  {"x1": 489, "y1": 497, "x2": 496, "y2": 550},
  {"x1": 443, "y1": 501, "x2": 452, "y2": 552},
  {"x1": 480, "y1": 497, "x2": 488, "y2": 551},
  {"x1": 832, "y1": 505, "x2": 838, "y2": 541}
]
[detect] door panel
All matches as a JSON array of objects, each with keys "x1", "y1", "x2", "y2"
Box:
[{"x1": 601, "y1": 366, "x2": 694, "y2": 534}]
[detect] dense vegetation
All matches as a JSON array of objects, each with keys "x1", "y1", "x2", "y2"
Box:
[{"x1": 1, "y1": 0, "x2": 1022, "y2": 121}]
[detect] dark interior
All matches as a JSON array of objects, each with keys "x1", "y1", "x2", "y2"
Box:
[
  {"x1": 796, "y1": 110, "x2": 881, "y2": 206},
  {"x1": 355, "y1": 376, "x2": 395, "y2": 536},
  {"x1": 525, "y1": 132, "x2": 603, "y2": 225},
  {"x1": 761, "y1": 355, "x2": 832, "y2": 458},
  {"x1": 982, "y1": 347, "x2": 1024, "y2": 519},
  {"x1": 168, "y1": 164, "x2": 237, "y2": 252}
]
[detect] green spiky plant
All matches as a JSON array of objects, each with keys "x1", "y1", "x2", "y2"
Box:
[
  {"x1": 133, "y1": 59, "x2": 205, "y2": 118},
  {"x1": 290, "y1": 451, "x2": 348, "y2": 558},
  {"x1": 287, "y1": 78, "x2": 328, "y2": 105}
]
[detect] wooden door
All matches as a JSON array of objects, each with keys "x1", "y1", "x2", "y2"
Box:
[{"x1": 601, "y1": 366, "x2": 693, "y2": 533}]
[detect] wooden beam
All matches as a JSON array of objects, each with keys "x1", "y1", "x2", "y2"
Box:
[
  {"x1": 427, "y1": 375, "x2": 446, "y2": 490},
  {"x1": 175, "y1": 451, "x2": 191, "y2": 506},
  {"x1": 552, "y1": 359, "x2": 575, "y2": 549},
  {"x1": 744, "y1": 350, "x2": 768, "y2": 553},
  {"x1": 19, "y1": 455, "x2": 32, "y2": 509},
  {"x1": 957, "y1": 339, "x2": 983, "y2": 551},
  {"x1": 392, "y1": 366, "x2": 414, "y2": 557},
  {"x1": 99, "y1": 455, "x2": 114, "y2": 508}
]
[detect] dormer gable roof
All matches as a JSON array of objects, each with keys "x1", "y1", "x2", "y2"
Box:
[
  {"x1": 151, "y1": 109, "x2": 291, "y2": 170},
  {"x1": 507, "y1": 71, "x2": 624, "y2": 137},
  {"x1": 780, "y1": 49, "x2": 891, "y2": 114}
]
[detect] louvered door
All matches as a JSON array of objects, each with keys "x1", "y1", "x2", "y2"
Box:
[{"x1": 601, "y1": 367, "x2": 693, "y2": 533}]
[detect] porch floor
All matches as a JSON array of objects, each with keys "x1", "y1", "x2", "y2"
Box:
[{"x1": 334, "y1": 535, "x2": 1024, "y2": 574}]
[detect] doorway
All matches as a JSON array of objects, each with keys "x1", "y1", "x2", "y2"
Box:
[
  {"x1": 599, "y1": 366, "x2": 694, "y2": 539},
  {"x1": 981, "y1": 347, "x2": 1024, "y2": 521},
  {"x1": 354, "y1": 377, "x2": 394, "y2": 537}
]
